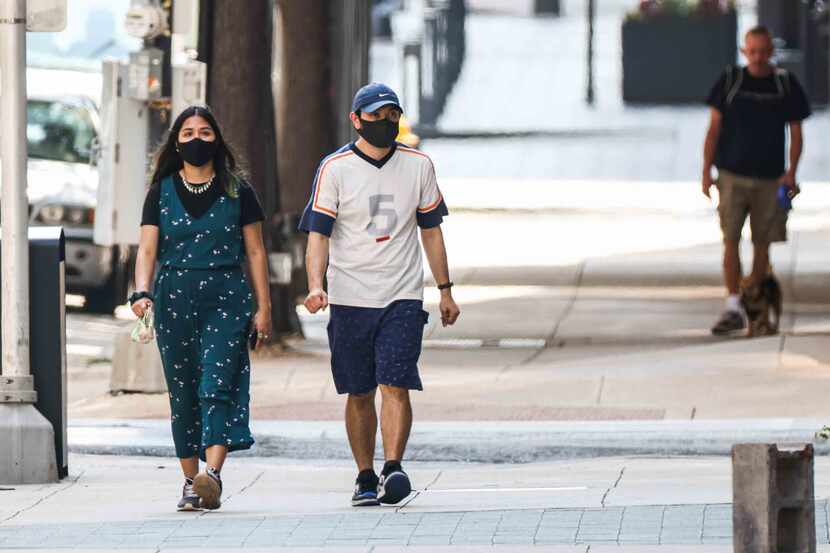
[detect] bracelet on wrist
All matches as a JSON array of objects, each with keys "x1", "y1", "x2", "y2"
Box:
[
  {"x1": 128, "y1": 291, "x2": 154, "y2": 306},
  {"x1": 437, "y1": 281, "x2": 453, "y2": 291}
]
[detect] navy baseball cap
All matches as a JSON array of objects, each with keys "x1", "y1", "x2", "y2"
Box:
[{"x1": 352, "y1": 82, "x2": 403, "y2": 114}]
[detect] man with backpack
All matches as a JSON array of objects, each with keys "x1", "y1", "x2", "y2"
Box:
[{"x1": 702, "y1": 25, "x2": 811, "y2": 335}]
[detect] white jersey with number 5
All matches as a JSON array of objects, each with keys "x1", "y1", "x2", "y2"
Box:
[{"x1": 299, "y1": 142, "x2": 448, "y2": 309}]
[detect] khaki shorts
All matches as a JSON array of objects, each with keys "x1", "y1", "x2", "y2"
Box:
[{"x1": 717, "y1": 169, "x2": 788, "y2": 244}]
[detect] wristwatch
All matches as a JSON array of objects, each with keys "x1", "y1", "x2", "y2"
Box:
[
  {"x1": 437, "y1": 282, "x2": 454, "y2": 290},
  {"x1": 128, "y1": 291, "x2": 154, "y2": 305}
]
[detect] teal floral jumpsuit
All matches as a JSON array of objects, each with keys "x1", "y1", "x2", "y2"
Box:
[{"x1": 154, "y1": 175, "x2": 255, "y2": 461}]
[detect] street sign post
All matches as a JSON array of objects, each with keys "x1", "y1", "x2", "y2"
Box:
[{"x1": 0, "y1": 0, "x2": 63, "y2": 484}]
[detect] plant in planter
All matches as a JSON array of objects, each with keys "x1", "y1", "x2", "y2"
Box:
[
  {"x1": 696, "y1": 0, "x2": 734, "y2": 16},
  {"x1": 627, "y1": 0, "x2": 735, "y2": 20},
  {"x1": 622, "y1": 0, "x2": 738, "y2": 103}
]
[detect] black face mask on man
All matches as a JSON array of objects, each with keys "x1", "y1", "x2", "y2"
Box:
[
  {"x1": 178, "y1": 138, "x2": 218, "y2": 167},
  {"x1": 356, "y1": 117, "x2": 399, "y2": 149}
]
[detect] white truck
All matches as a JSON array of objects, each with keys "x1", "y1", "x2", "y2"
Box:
[{"x1": 22, "y1": 67, "x2": 131, "y2": 314}]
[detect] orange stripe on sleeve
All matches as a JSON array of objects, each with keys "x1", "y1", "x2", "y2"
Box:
[
  {"x1": 417, "y1": 192, "x2": 444, "y2": 213},
  {"x1": 399, "y1": 147, "x2": 443, "y2": 213},
  {"x1": 397, "y1": 146, "x2": 431, "y2": 160},
  {"x1": 312, "y1": 151, "x2": 353, "y2": 217}
]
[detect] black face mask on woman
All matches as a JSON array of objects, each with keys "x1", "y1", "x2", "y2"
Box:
[
  {"x1": 356, "y1": 117, "x2": 399, "y2": 149},
  {"x1": 178, "y1": 138, "x2": 218, "y2": 167}
]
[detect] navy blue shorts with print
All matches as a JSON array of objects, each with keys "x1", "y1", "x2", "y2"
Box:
[{"x1": 327, "y1": 300, "x2": 428, "y2": 395}]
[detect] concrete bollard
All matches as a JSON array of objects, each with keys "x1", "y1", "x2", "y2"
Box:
[
  {"x1": 109, "y1": 331, "x2": 167, "y2": 394},
  {"x1": 732, "y1": 443, "x2": 815, "y2": 553}
]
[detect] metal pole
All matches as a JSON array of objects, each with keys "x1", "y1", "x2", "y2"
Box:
[
  {"x1": 0, "y1": 1, "x2": 58, "y2": 486},
  {"x1": 0, "y1": 0, "x2": 33, "y2": 394},
  {"x1": 586, "y1": 0, "x2": 595, "y2": 105}
]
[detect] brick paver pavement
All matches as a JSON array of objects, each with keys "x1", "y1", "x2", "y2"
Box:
[{"x1": 1, "y1": 501, "x2": 828, "y2": 549}]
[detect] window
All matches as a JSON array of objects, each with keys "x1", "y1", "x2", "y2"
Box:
[{"x1": 27, "y1": 100, "x2": 96, "y2": 164}]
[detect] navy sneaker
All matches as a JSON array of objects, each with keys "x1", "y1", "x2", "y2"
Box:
[
  {"x1": 378, "y1": 463, "x2": 412, "y2": 505},
  {"x1": 177, "y1": 478, "x2": 201, "y2": 511},
  {"x1": 193, "y1": 467, "x2": 222, "y2": 510},
  {"x1": 352, "y1": 470, "x2": 380, "y2": 507},
  {"x1": 711, "y1": 310, "x2": 745, "y2": 335}
]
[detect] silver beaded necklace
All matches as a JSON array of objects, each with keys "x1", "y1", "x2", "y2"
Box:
[{"x1": 181, "y1": 172, "x2": 215, "y2": 195}]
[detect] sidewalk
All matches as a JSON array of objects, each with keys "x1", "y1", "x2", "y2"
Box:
[
  {"x1": 3, "y1": 453, "x2": 830, "y2": 550},
  {"x1": 67, "y1": 219, "x2": 830, "y2": 460},
  {"x1": 69, "y1": 222, "x2": 830, "y2": 424}
]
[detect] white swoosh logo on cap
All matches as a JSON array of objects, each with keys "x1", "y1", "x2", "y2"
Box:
[{"x1": 378, "y1": 93, "x2": 391, "y2": 97}]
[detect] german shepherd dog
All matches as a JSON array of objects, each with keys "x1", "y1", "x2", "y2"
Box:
[{"x1": 739, "y1": 267, "x2": 783, "y2": 337}]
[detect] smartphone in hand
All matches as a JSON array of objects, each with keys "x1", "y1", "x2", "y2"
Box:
[{"x1": 248, "y1": 327, "x2": 258, "y2": 350}]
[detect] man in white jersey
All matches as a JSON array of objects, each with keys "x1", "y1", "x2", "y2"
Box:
[{"x1": 299, "y1": 83, "x2": 460, "y2": 507}]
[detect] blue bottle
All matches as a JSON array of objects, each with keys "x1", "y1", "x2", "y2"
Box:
[{"x1": 778, "y1": 184, "x2": 793, "y2": 211}]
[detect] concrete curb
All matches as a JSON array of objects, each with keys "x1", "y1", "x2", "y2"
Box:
[{"x1": 69, "y1": 418, "x2": 830, "y2": 463}]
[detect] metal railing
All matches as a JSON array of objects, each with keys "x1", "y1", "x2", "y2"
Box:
[{"x1": 394, "y1": 0, "x2": 466, "y2": 128}]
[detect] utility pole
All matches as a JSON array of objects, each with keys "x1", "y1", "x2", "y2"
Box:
[
  {"x1": 586, "y1": 0, "x2": 596, "y2": 105},
  {"x1": 0, "y1": 0, "x2": 58, "y2": 484}
]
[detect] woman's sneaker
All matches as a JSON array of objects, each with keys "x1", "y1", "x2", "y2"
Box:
[
  {"x1": 192, "y1": 467, "x2": 222, "y2": 510},
  {"x1": 377, "y1": 461, "x2": 412, "y2": 505},
  {"x1": 351, "y1": 470, "x2": 380, "y2": 507},
  {"x1": 177, "y1": 478, "x2": 201, "y2": 511}
]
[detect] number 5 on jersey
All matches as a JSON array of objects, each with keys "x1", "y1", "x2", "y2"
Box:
[{"x1": 368, "y1": 194, "x2": 397, "y2": 243}]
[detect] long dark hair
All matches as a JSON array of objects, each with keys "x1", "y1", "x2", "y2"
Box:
[{"x1": 148, "y1": 105, "x2": 244, "y2": 195}]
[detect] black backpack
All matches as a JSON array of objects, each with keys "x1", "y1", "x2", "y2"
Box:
[{"x1": 723, "y1": 64, "x2": 791, "y2": 106}]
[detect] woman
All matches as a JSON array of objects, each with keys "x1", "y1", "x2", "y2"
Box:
[{"x1": 131, "y1": 105, "x2": 272, "y2": 511}]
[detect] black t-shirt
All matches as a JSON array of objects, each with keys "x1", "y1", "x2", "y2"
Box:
[
  {"x1": 706, "y1": 66, "x2": 811, "y2": 179},
  {"x1": 141, "y1": 173, "x2": 265, "y2": 227}
]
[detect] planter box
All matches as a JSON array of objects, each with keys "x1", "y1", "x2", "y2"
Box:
[
  {"x1": 534, "y1": 0, "x2": 560, "y2": 16},
  {"x1": 758, "y1": 0, "x2": 801, "y2": 47},
  {"x1": 622, "y1": 11, "x2": 737, "y2": 104}
]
